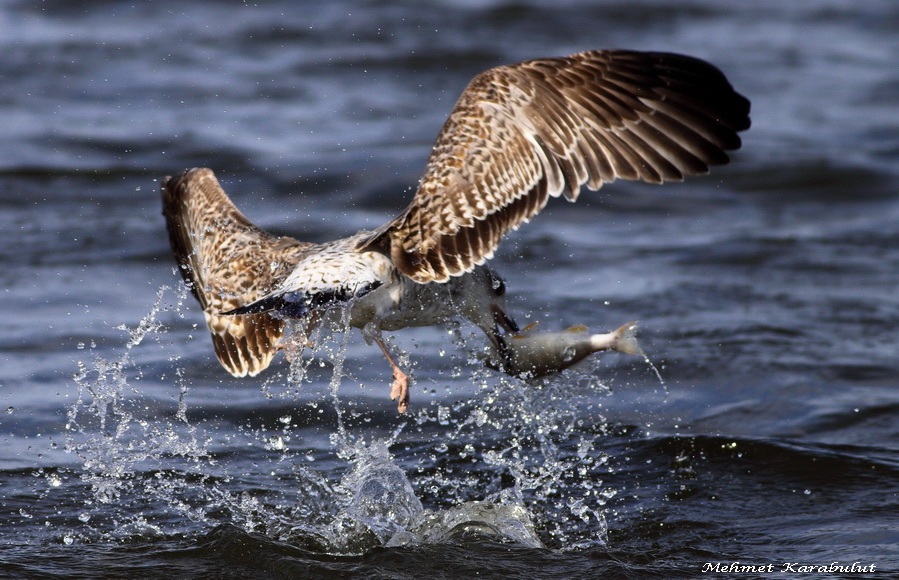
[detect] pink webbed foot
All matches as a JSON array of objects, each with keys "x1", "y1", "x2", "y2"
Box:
[
  {"x1": 389, "y1": 365, "x2": 409, "y2": 414},
  {"x1": 373, "y1": 334, "x2": 411, "y2": 413}
]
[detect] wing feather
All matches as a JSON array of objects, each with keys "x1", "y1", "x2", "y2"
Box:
[
  {"x1": 162, "y1": 168, "x2": 311, "y2": 377},
  {"x1": 359, "y1": 49, "x2": 750, "y2": 283}
]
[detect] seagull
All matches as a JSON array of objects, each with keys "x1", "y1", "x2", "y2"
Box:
[{"x1": 162, "y1": 49, "x2": 750, "y2": 413}]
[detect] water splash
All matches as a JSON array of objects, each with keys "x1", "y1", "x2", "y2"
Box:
[
  {"x1": 64, "y1": 285, "x2": 215, "y2": 538},
  {"x1": 59, "y1": 283, "x2": 641, "y2": 551},
  {"x1": 403, "y1": 361, "x2": 615, "y2": 549},
  {"x1": 638, "y1": 350, "x2": 668, "y2": 399},
  {"x1": 390, "y1": 488, "x2": 543, "y2": 549},
  {"x1": 338, "y1": 438, "x2": 422, "y2": 544}
]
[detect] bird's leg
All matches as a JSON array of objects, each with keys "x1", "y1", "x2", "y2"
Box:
[{"x1": 372, "y1": 334, "x2": 409, "y2": 414}]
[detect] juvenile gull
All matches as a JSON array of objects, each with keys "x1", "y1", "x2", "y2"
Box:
[{"x1": 162, "y1": 49, "x2": 750, "y2": 412}]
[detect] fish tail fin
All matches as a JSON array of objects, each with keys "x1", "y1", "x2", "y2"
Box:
[{"x1": 611, "y1": 321, "x2": 644, "y2": 356}]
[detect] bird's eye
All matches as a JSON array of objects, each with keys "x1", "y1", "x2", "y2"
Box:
[{"x1": 491, "y1": 276, "x2": 506, "y2": 296}]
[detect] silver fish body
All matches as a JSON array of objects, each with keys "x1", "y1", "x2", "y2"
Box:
[{"x1": 488, "y1": 322, "x2": 643, "y2": 378}]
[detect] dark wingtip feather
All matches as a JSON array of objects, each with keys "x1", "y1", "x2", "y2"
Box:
[{"x1": 223, "y1": 294, "x2": 291, "y2": 316}]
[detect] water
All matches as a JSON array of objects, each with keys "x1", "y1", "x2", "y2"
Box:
[{"x1": 2, "y1": 0, "x2": 897, "y2": 577}]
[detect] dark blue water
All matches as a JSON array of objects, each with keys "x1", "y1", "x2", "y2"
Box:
[{"x1": 1, "y1": 0, "x2": 897, "y2": 577}]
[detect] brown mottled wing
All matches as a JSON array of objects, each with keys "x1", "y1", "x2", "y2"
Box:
[
  {"x1": 162, "y1": 168, "x2": 312, "y2": 376},
  {"x1": 359, "y1": 50, "x2": 751, "y2": 283}
]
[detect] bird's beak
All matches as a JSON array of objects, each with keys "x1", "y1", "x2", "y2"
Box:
[{"x1": 491, "y1": 304, "x2": 519, "y2": 333}]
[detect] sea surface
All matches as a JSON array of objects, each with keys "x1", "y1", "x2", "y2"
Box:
[{"x1": 1, "y1": 0, "x2": 897, "y2": 578}]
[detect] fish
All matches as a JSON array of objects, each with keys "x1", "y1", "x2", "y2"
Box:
[{"x1": 486, "y1": 322, "x2": 644, "y2": 378}]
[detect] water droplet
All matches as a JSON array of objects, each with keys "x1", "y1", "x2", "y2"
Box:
[
  {"x1": 78, "y1": 513, "x2": 91, "y2": 523},
  {"x1": 267, "y1": 436, "x2": 286, "y2": 451},
  {"x1": 437, "y1": 406, "x2": 450, "y2": 425}
]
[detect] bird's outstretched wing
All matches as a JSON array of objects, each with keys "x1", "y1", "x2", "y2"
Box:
[
  {"x1": 162, "y1": 168, "x2": 312, "y2": 376},
  {"x1": 359, "y1": 50, "x2": 751, "y2": 283}
]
